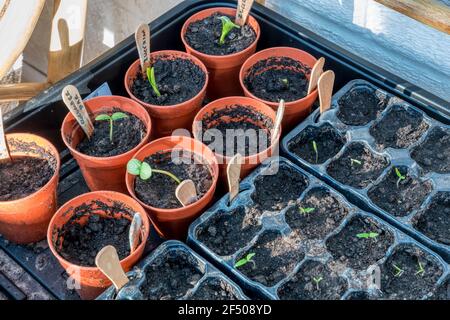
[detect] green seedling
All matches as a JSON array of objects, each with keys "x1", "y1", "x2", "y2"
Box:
[
  {"x1": 219, "y1": 16, "x2": 240, "y2": 45},
  {"x1": 416, "y1": 261, "x2": 425, "y2": 276},
  {"x1": 235, "y1": 253, "x2": 256, "y2": 269},
  {"x1": 299, "y1": 207, "x2": 315, "y2": 216},
  {"x1": 127, "y1": 159, "x2": 181, "y2": 184},
  {"x1": 146, "y1": 66, "x2": 161, "y2": 97},
  {"x1": 393, "y1": 264, "x2": 404, "y2": 277},
  {"x1": 95, "y1": 112, "x2": 128, "y2": 142},
  {"x1": 356, "y1": 232, "x2": 379, "y2": 239},
  {"x1": 312, "y1": 140, "x2": 319, "y2": 163},
  {"x1": 312, "y1": 276, "x2": 323, "y2": 290},
  {"x1": 351, "y1": 158, "x2": 362, "y2": 166},
  {"x1": 281, "y1": 78, "x2": 289, "y2": 85},
  {"x1": 394, "y1": 167, "x2": 406, "y2": 188}
]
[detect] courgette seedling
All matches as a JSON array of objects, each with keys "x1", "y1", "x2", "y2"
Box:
[
  {"x1": 351, "y1": 158, "x2": 362, "y2": 166},
  {"x1": 312, "y1": 140, "x2": 319, "y2": 163},
  {"x1": 312, "y1": 276, "x2": 323, "y2": 290},
  {"x1": 394, "y1": 167, "x2": 406, "y2": 188},
  {"x1": 235, "y1": 253, "x2": 256, "y2": 269},
  {"x1": 393, "y1": 264, "x2": 404, "y2": 277},
  {"x1": 299, "y1": 207, "x2": 315, "y2": 216},
  {"x1": 356, "y1": 232, "x2": 379, "y2": 239},
  {"x1": 146, "y1": 66, "x2": 161, "y2": 97},
  {"x1": 127, "y1": 159, "x2": 181, "y2": 184},
  {"x1": 415, "y1": 261, "x2": 425, "y2": 276},
  {"x1": 95, "y1": 112, "x2": 128, "y2": 142},
  {"x1": 219, "y1": 16, "x2": 240, "y2": 46}
]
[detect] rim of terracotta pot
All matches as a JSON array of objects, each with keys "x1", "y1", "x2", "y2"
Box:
[
  {"x1": 47, "y1": 191, "x2": 150, "y2": 272},
  {"x1": 192, "y1": 96, "x2": 281, "y2": 164},
  {"x1": 239, "y1": 47, "x2": 319, "y2": 107},
  {"x1": 125, "y1": 136, "x2": 219, "y2": 217},
  {"x1": 124, "y1": 50, "x2": 209, "y2": 111},
  {"x1": 0, "y1": 133, "x2": 61, "y2": 205},
  {"x1": 60, "y1": 95, "x2": 152, "y2": 162},
  {"x1": 181, "y1": 7, "x2": 261, "y2": 60}
]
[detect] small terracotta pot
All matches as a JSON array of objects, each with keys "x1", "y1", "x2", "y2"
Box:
[
  {"x1": 240, "y1": 47, "x2": 319, "y2": 131},
  {"x1": 61, "y1": 95, "x2": 152, "y2": 193},
  {"x1": 47, "y1": 191, "x2": 150, "y2": 300},
  {"x1": 0, "y1": 134, "x2": 60, "y2": 244},
  {"x1": 125, "y1": 136, "x2": 219, "y2": 240},
  {"x1": 124, "y1": 51, "x2": 208, "y2": 138},
  {"x1": 192, "y1": 96, "x2": 280, "y2": 184},
  {"x1": 181, "y1": 7, "x2": 261, "y2": 100}
]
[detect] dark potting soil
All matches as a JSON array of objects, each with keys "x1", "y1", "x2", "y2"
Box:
[
  {"x1": 134, "y1": 151, "x2": 213, "y2": 209},
  {"x1": 199, "y1": 105, "x2": 273, "y2": 157},
  {"x1": 430, "y1": 278, "x2": 449, "y2": 300},
  {"x1": 326, "y1": 142, "x2": 390, "y2": 189},
  {"x1": 76, "y1": 110, "x2": 146, "y2": 157},
  {"x1": 369, "y1": 106, "x2": 429, "y2": 150},
  {"x1": 345, "y1": 291, "x2": 374, "y2": 300},
  {"x1": 131, "y1": 57, "x2": 206, "y2": 106},
  {"x1": 244, "y1": 57, "x2": 310, "y2": 103},
  {"x1": 277, "y1": 260, "x2": 348, "y2": 300},
  {"x1": 140, "y1": 250, "x2": 203, "y2": 300},
  {"x1": 0, "y1": 156, "x2": 54, "y2": 201},
  {"x1": 285, "y1": 187, "x2": 350, "y2": 240},
  {"x1": 184, "y1": 13, "x2": 257, "y2": 56},
  {"x1": 235, "y1": 231, "x2": 304, "y2": 287},
  {"x1": 411, "y1": 127, "x2": 450, "y2": 174},
  {"x1": 55, "y1": 201, "x2": 133, "y2": 267},
  {"x1": 337, "y1": 87, "x2": 387, "y2": 126},
  {"x1": 251, "y1": 164, "x2": 309, "y2": 211},
  {"x1": 189, "y1": 277, "x2": 240, "y2": 300},
  {"x1": 288, "y1": 124, "x2": 347, "y2": 165},
  {"x1": 380, "y1": 245, "x2": 443, "y2": 299},
  {"x1": 413, "y1": 192, "x2": 450, "y2": 245},
  {"x1": 196, "y1": 206, "x2": 262, "y2": 257},
  {"x1": 368, "y1": 166, "x2": 433, "y2": 217},
  {"x1": 326, "y1": 215, "x2": 394, "y2": 270}
]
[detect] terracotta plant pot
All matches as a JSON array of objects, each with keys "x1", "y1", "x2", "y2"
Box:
[
  {"x1": 0, "y1": 134, "x2": 60, "y2": 244},
  {"x1": 61, "y1": 95, "x2": 152, "y2": 193},
  {"x1": 240, "y1": 47, "x2": 319, "y2": 131},
  {"x1": 125, "y1": 136, "x2": 219, "y2": 240},
  {"x1": 192, "y1": 96, "x2": 280, "y2": 184},
  {"x1": 124, "y1": 50, "x2": 208, "y2": 138},
  {"x1": 181, "y1": 7, "x2": 261, "y2": 100},
  {"x1": 47, "y1": 191, "x2": 150, "y2": 300}
]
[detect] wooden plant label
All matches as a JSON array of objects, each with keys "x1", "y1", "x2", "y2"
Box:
[
  {"x1": 271, "y1": 99, "x2": 285, "y2": 142},
  {"x1": 95, "y1": 246, "x2": 129, "y2": 292},
  {"x1": 176, "y1": 180, "x2": 198, "y2": 207},
  {"x1": 227, "y1": 153, "x2": 243, "y2": 204},
  {"x1": 135, "y1": 23, "x2": 151, "y2": 75},
  {"x1": 129, "y1": 213, "x2": 143, "y2": 253},
  {"x1": 61, "y1": 85, "x2": 94, "y2": 139},
  {"x1": 318, "y1": 70, "x2": 335, "y2": 114},
  {"x1": 308, "y1": 57, "x2": 325, "y2": 95},
  {"x1": 235, "y1": 0, "x2": 255, "y2": 26},
  {"x1": 0, "y1": 107, "x2": 11, "y2": 163}
]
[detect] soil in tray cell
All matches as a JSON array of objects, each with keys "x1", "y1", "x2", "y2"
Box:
[
  {"x1": 411, "y1": 127, "x2": 450, "y2": 174},
  {"x1": 369, "y1": 106, "x2": 429, "y2": 150},
  {"x1": 287, "y1": 124, "x2": 347, "y2": 165},
  {"x1": 234, "y1": 230, "x2": 305, "y2": 288},
  {"x1": 285, "y1": 187, "x2": 350, "y2": 240},
  {"x1": 140, "y1": 249, "x2": 203, "y2": 300},
  {"x1": 250, "y1": 164, "x2": 309, "y2": 211},
  {"x1": 380, "y1": 244, "x2": 444, "y2": 299},
  {"x1": 368, "y1": 166, "x2": 433, "y2": 217},
  {"x1": 413, "y1": 192, "x2": 450, "y2": 245},
  {"x1": 326, "y1": 215, "x2": 394, "y2": 270},
  {"x1": 134, "y1": 151, "x2": 213, "y2": 209},
  {"x1": 77, "y1": 109, "x2": 146, "y2": 157},
  {"x1": 326, "y1": 142, "x2": 390, "y2": 189},
  {"x1": 336, "y1": 86, "x2": 387, "y2": 126},
  {"x1": 188, "y1": 277, "x2": 240, "y2": 300},
  {"x1": 243, "y1": 57, "x2": 310, "y2": 103},
  {"x1": 184, "y1": 13, "x2": 257, "y2": 56},
  {"x1": 430, "y1": 277, "x2": 449, "y2": 300},
  {"x1": 195, "y1": 206, "x2": 262, "y2": 257},
  {"x1": 277, "y1": 260, "x2": 348, "y2": 300},
  {"x1": 0, "y1": 156, "x2": 54, "y2": 201},
  {"x1": 131, "y1": 57, "x2": 206, "y2": 106}
]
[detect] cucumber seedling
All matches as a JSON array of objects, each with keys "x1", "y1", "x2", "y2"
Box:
[
  {"x1": 312, "y1": 276, "x2": 323, "y2": 290},
  {"x1": 235, "y1": 253, "x2": 256, "y2": 269},
  {"x1": 299, "y1": 207, "x2": 315, "y2": 216},
  {"x1": 394, "y1": 167, "x2": 406, "y2": 188},
  {"x1": 95, "y1": 112, "x2": 128, "y2": 142},
  {"x1": 393, "y1": 264, "x2": 404, "y2": 277},
  {"x1": 219, "y1": 16, "x2": 240, "y2": 46},
  {"x1": 146, "y1": 66, "x2": 161, "y2": 97},
  {"x1": 127, "y1": 159, "x2": 181, "y2": 184},
  {"x1": 312, "y1": 140, "x2": 319, "y2": 164},
  {"x1": 356, "y1": 232, "x2": 379, "y2": 239},
  {"x1": 415, "y1": 261, "x2": 425, "y2": 276}
]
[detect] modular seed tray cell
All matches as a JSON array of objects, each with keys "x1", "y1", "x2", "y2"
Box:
[
  {"x1": 187, "y1": 157, "x2": 449, "y2": 300},
  {"x1": 282, "y1": 80, "x2": 450, "y2": 262}
]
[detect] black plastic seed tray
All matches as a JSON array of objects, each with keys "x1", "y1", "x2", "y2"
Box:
[
  {"x1": 1, "y1": 0, "x2": 449, "y2": 300},
  {"x1": 98, "y1": 241, "x2": 248, "y2": 300},
  {"x1": 281, "y1": 80, "x2": 450, "y2": 262},
  {"x1": 187, "y1": 157, "x2": 449, "y2": 300}
]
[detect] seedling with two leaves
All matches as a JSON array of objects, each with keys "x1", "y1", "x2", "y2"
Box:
[
  {"x1": 299, "y1": 207, "x2": 315, "y2": 216},
  {"x1": 95, "y1": 112, "x2": 128, "y2": 143},
  {"x1": 235, "y1": 253, "x2": 256, "y2": 269},
  {"x1": 356, "y1": 232, "x2": 379, "y2": 239},
  {"x1": 127, "y1": 159, "x2": 181, "y2": 184},
  {"x1": 394, "y1": 167, "x2": 407, "y2": 188},
  {"x1": 393, "y1": 264, "x2": 404, "y2": 277},
  {"x1": 219, "y1": 16, "x2": 240, "y2": 46},
  {"x1": 312, "y1": 276, "x2": 323, "y2": 290}
]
